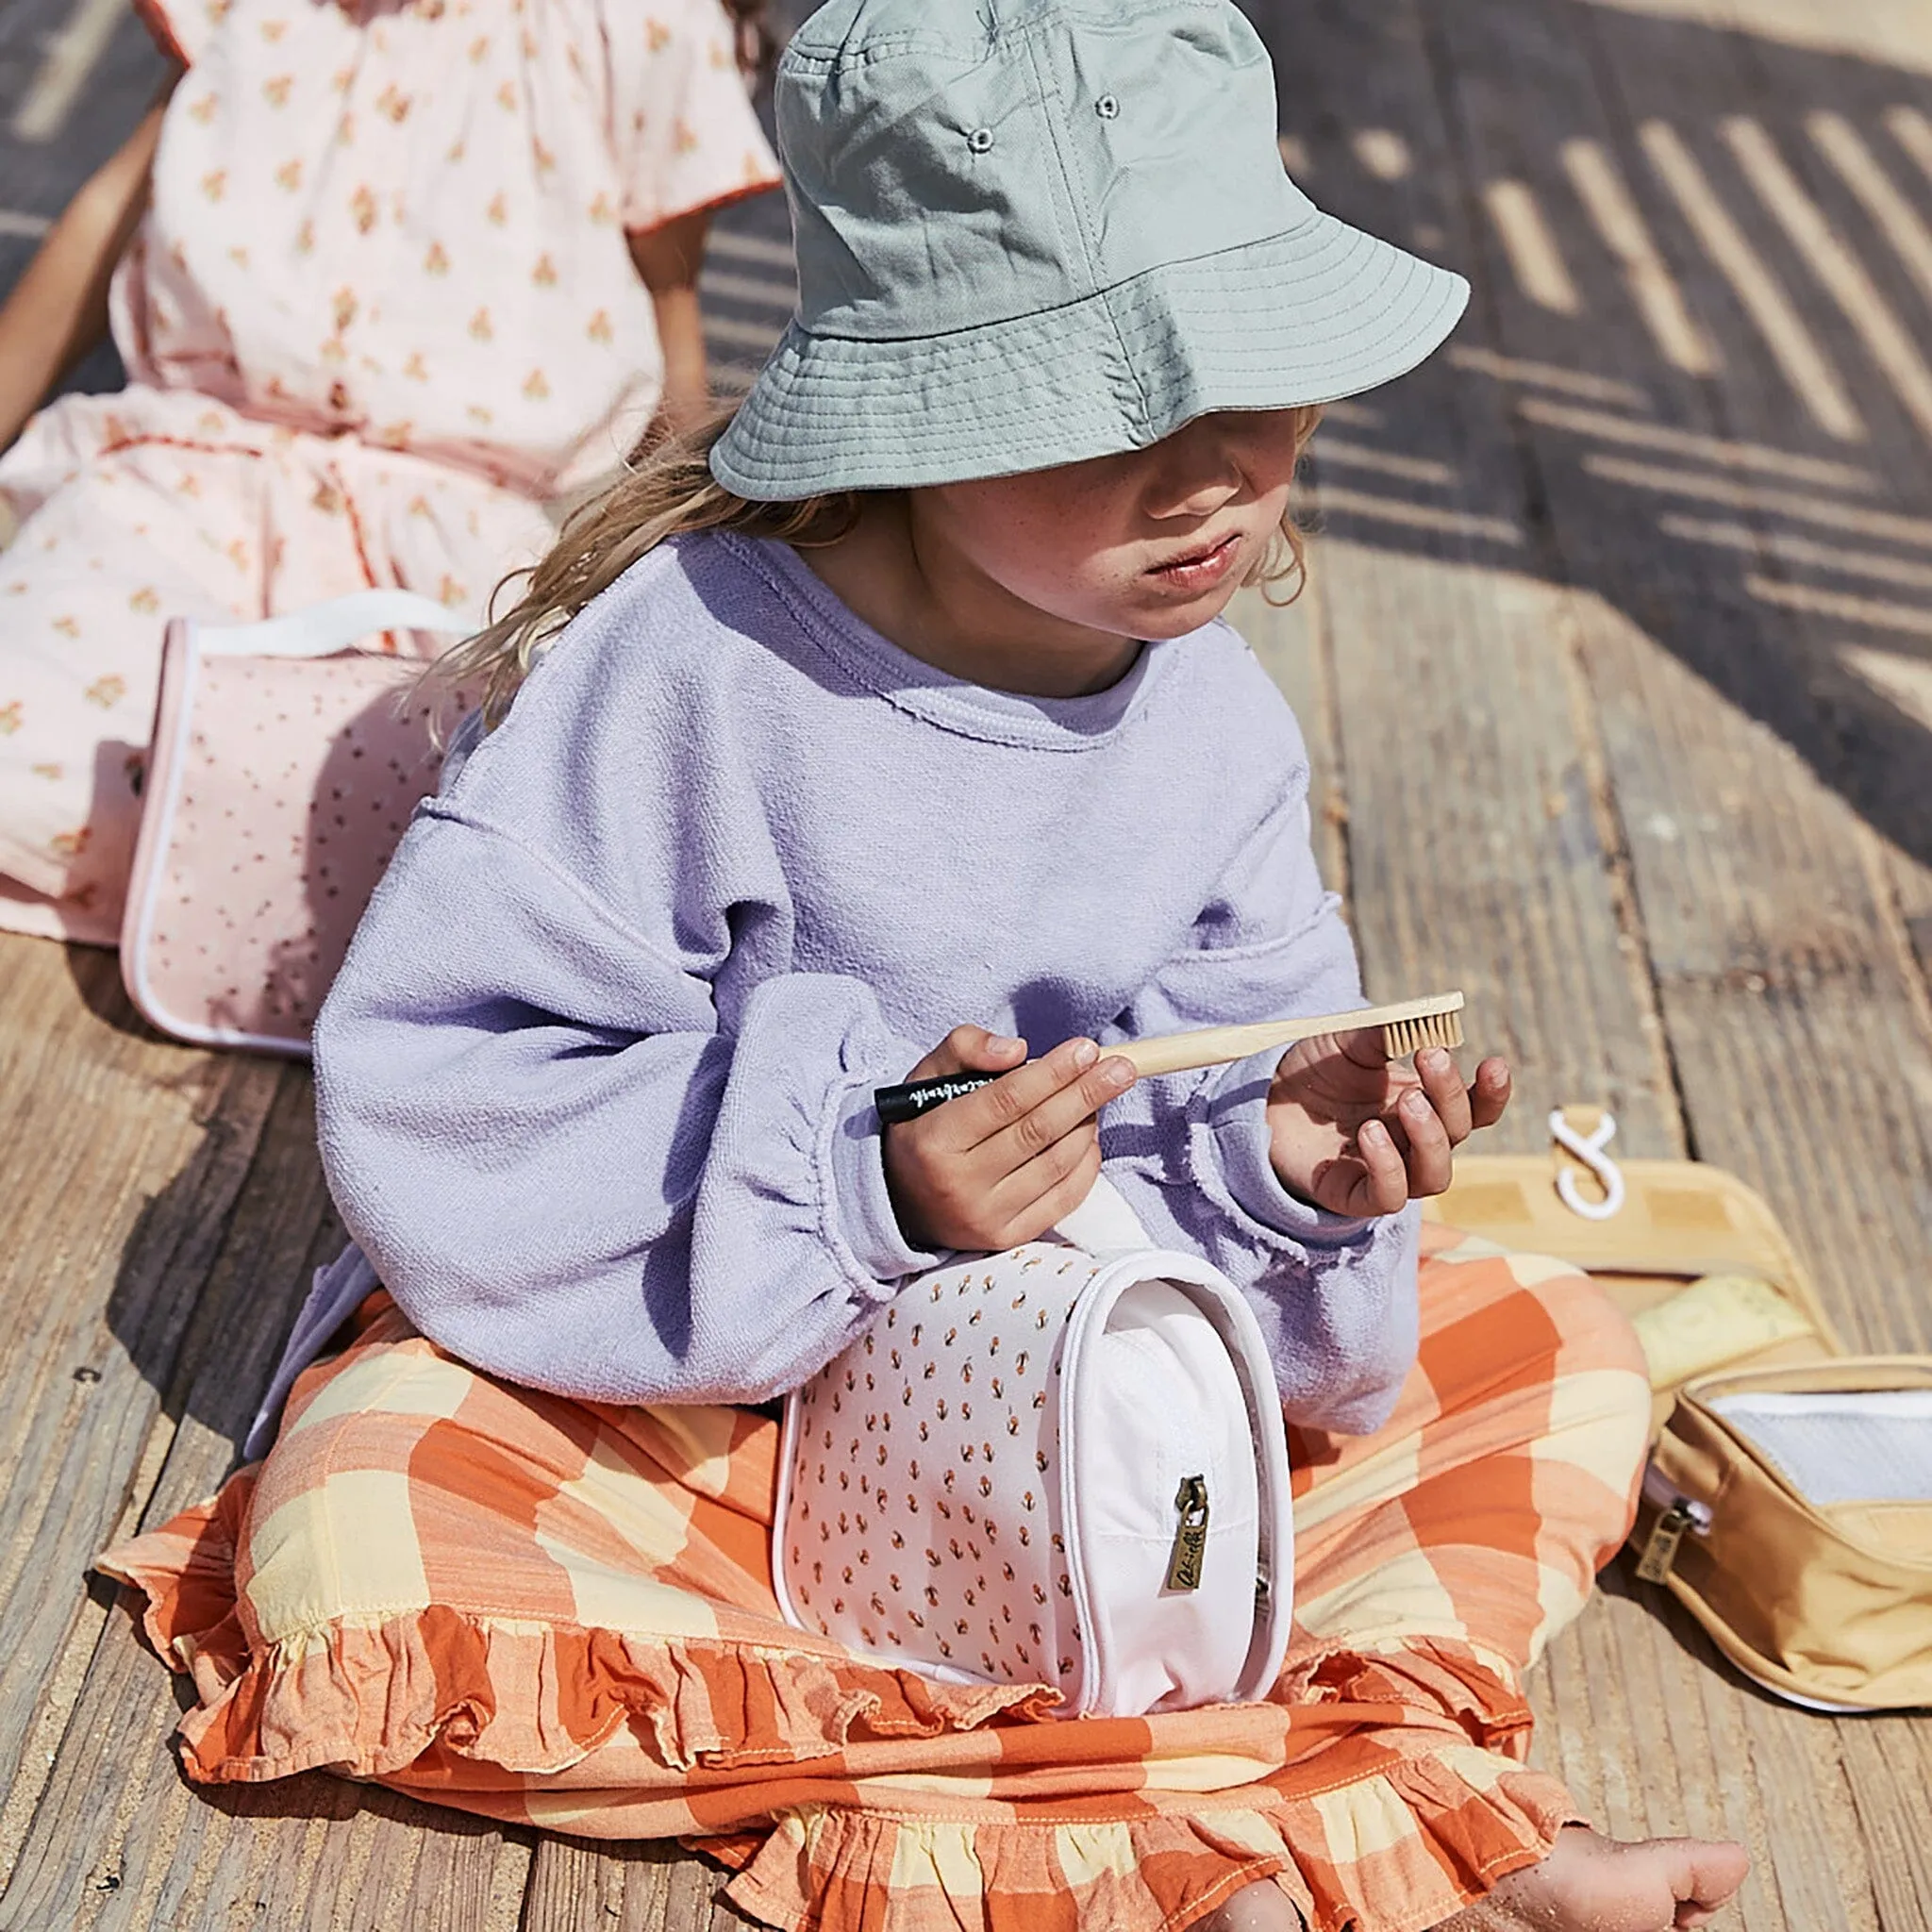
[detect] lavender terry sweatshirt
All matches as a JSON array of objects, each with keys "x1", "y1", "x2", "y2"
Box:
[{"x1": 307, "y1": 530, "x2": 1419, "y2": 1434}]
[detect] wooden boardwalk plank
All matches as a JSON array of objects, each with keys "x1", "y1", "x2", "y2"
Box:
[
  {"x1": 1314, "y1": 539, "x2": 1684, "y2": 1155},
  {"x1": 1273, "y1": 4, "x2": 1932, "y2": 1930},
  {"x1": 1246, "y1": 8, "x2": 1824, "y2": 1919},
  {"x1": 521, "y1": 1840, "x2": 758, "y2": 1932},
  {"x1": 1696, "y1": 0, "x2": 1932, "y2": 1263},
  {"x1": 1461, "y1": 0, "x2": 1932, "y2": 1352},
  {"x1": 0, "y1": 940, "x2": 282, "y2": 1883},
  {"x1": 0, "y1": 1004, "x2": 529, "y2": 1924},
  {"x1": 0, "y1": 1597, "x2": 529, "y2": 1932},
  {"x1": 1245, "y1": 0, "x2": 1685, "y2": 1161},
  {"x1": 1246, "y1": 2, "x2": 1778, "y2": 1892},
  {"x1": 1836, "y1": 1718, "x2": 1932, "y2": 1932},
  {"x1": 0, "y1": 941, "x2": 529, "y2": 1929},
  {"x1": 1415, "y1": 5, "x2": 1932, "y2": 1925}
]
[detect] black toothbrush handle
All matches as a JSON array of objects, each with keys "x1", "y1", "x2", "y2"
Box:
[{"x1": 874, "y1": 1070, "x2": 1001, "y2": 1124}]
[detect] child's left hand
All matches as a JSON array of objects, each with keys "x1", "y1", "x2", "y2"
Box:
[{"x1": 1267, "y1": 1035, "x2": 1510, "y2": 1218}]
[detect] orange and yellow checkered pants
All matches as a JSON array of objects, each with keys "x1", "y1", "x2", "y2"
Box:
[{"x1": 102, "y1": 1224, "x2": 1650, "y2": 1932}]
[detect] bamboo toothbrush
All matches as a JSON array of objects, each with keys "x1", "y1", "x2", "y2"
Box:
[{"x1": 874, "y1": 991, "x2": 1466, "y2": 1124}]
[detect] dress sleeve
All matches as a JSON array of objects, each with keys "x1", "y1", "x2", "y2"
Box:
[
  {"x1": 602, "y1": 0, "x2": 781, "y2": 233},
  {"x1": 1093, "y1": 762, "x2": 1421, "y2": 1436},
  {"x1": 131, "y1": 0, "x2": 199, "y2": 65}
]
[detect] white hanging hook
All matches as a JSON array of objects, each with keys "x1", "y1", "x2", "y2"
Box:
[{"x1": 1549, "y1": 1108, "x2": 1626, "y2": 1222}]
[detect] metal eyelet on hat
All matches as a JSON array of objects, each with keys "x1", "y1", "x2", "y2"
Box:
[
  {"x1": 967, "y1": 127, "x2": 994, "y2": 153},
  {"x1": 1095, "y1": 94, "x2": 1120, "y2": 119}
]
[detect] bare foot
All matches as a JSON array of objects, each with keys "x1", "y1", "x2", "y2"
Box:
[
  {"x1": 1193, "y1": 1826, "x2": 1747, "y2": 1932},
  {"x1": 1438, "y1": 1824, "x2": 1750, "y2": 1932}
]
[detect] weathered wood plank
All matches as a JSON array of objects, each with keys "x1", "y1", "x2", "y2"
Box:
[
  {"x1": 0, "y1": 937, "x2": 284, "y2": 1882},
  {"x1": 1834, "y1": 1717, "x2": 1932, "y2": 1932},
  {"x1": 1737, "y1": 1690, "x2": 1874, "y2": 1932},
  {"x1": 1442, "y1": 0, "x2": 1932, "y2": 1353},
  {"x1": 1538, "y1": 0, "x2": 1932, "y2": 1352},
  {"x1": 1881, "y1": 845, "x2": 1932, "y2": 1001},
  {"x1": 0, "y1": 1601, "x2": 528, "y2": 1932},
  {"x1": 1693, "y1": 0, "x2": 1932, "y2": 1291},
  {"x1": 0, "y1": 943, "x2": 530, "y2": 1930},
  {"x1": 520, "y1": 1839, "x2": 759, "y2": 1932},
  {"x1": 1316, "y1": 541, "x2": 1684, "y2": 1154},
  {"x1": 1418, "y1": 0, "x2": 1932, "y2": 1910},
  {"x1": 125, "y1": 1066, "x2": 340, "y2": 1520},
  {"x1": 1243, "y1": 0, "x2": 1685, "y2": 1160},
  {"x1": 1274, "y1": 0, "x2": 1930, "y2": 1925},
  {"x1": 1531, "y1": 1572, "x2": 1808, "y2": 1932}
]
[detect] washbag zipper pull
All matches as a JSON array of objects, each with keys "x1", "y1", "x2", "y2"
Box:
[
  {"x1": 1636, "y1": 1462, "x2": 1712, "y2": 1583},
  {"x1": 1166, "y1": 1474, "x2": 1210, "y2": 1591}
]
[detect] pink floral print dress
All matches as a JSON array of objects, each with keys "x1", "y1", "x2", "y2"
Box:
[{"x1": 0, "y1": 0, "x2": 778, "y2": 944}]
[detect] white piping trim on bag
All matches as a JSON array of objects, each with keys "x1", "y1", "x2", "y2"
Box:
[
  {"x1": 1055, "y1": 1240, "x2": 1294, "y2": 1713},
  {"x1": 120, "y1": 591, "x2": 473, "y2": 1059}
]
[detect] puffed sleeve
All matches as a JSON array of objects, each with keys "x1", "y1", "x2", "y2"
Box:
[
  {"x1": 601, "y1": 0, "x2": 781, "y2": 232},
  {"x1": 1095, "y1": 758, "x2": 1421, "y2": 1436},
  {"x1": 312, "y1": 569, "x2": 940, "y2": 1406}
]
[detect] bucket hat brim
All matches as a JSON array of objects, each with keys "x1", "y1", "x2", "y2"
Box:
[{"x1": 710, "y1": 208, "x2": 1469, "y2": 500}]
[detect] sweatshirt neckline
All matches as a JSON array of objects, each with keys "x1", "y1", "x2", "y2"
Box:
[{"x1": 724, "y1": 530, "x2": 1169, "y2": 752}]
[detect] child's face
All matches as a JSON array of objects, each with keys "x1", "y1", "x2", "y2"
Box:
[{"x1": 918, "y1": 408, "x2": 1310, "y2": 644}]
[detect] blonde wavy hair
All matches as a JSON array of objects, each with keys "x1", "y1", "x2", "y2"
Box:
[{"x1": 441, "y1": 404, "x2": 1323, "y2": 725}]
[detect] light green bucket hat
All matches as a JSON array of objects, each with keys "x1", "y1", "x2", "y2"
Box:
[{"x1": 709, "y1": 0, "x2": 1468, "y2": 501}]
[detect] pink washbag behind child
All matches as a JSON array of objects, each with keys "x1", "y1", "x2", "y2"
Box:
[{"x1": 121, "y1": 591, "x2": 474, "y2": 1056}]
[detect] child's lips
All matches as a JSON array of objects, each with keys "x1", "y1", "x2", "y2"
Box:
[{"x1": 1146, "y1": 531, "x2": 1241, "y2": 592}]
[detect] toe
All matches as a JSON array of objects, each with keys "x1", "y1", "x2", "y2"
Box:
[{"x1": 1676, "y1": 1837, "x2": 1750, "y2": 1914}]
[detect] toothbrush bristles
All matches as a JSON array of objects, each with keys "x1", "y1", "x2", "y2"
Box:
[{"x1": 1379, "y1": 1009, "x2": 1464, "y2": 1059}]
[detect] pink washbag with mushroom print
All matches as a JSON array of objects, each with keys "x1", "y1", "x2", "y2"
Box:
[
  {"x1": 774, "y1": 1180, "x2": 1294, "y2": 1717},
  {"x1": 120, "y1": 591, "x2": 474, "y2": 1056}
]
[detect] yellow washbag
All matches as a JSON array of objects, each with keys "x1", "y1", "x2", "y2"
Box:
[{"x1": 1432, "y1": 1110, "x2": 1931, "y2": 1712}]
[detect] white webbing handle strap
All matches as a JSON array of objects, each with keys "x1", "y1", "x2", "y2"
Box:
[
  {"x1": 192, "y1": 589, "x2": 475, "y2": 659},
  {"x1": 1550, "y1": 1107, "x2": 1627, "y2": 1222}
]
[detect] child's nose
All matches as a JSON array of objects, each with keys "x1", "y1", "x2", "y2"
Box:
[
  {"x1": 1148, "y1": 469, "x2": 1242, "y2": 520},
  {"x1": 1143, "y1": 420, "x2": 1247, "y2": 519}
]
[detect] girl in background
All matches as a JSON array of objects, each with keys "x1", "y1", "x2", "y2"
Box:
[{"x1": 0, "y1": 0, "x2": 778, "y2": 945}]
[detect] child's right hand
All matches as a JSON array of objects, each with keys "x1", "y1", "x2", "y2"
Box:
[{"x1": 882, "y1": 1027, "x2": 1136, "y2": 1252}]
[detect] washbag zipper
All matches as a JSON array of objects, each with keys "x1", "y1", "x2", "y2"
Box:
[{"x1": 1636, "y1": 1459, "x2": 1713, "y2": 1583}]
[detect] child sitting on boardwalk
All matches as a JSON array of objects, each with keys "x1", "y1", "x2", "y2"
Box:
[
  {"x1": 0, "y1": 0, "x2": 777, "y2": 945},
  {"x1": 103, "y1": 3, "x2": 1750, "y2": 1927}
]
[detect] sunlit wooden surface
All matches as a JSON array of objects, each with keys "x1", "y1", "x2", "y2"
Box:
[{"x1": 2, "y1": 0, "x2": 1928, "y2": 1924}]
